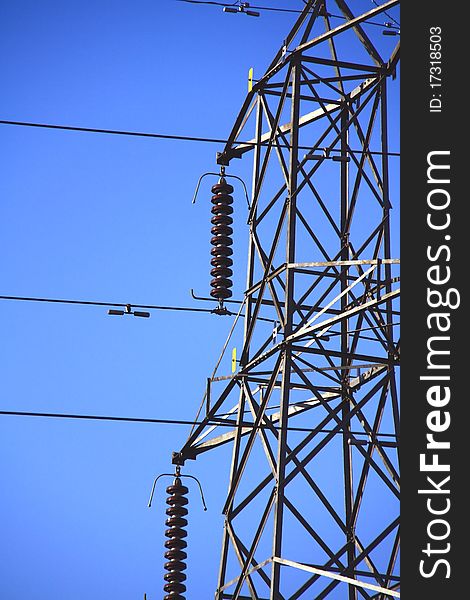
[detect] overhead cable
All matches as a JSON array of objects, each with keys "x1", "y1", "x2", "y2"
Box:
[
  {"x1": 0, "y1": 120, "x2": 400, "y2": 157},
  {"x1": 0, "y1": 294, "x2": 217, "y2": 315},
  {"x1": 178, "y1": 0, "x2": 400, "y2": 28},
  {"x1": 0, "y1": 409, "x2": 398, "y2": 439}
]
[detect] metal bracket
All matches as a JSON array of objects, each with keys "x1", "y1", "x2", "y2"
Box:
[
  {"x1": 192, "y1": 170, "x2": 250, "y2": 209},
  {"x1": 190, "y1": 288, "x2": 242, "y2": 306},
  {"x1": 216, "y1": 149, "x2": 244, "y2": 166},
  {"x1": 148, "y1": 468, "x2": 207, "y2": 511}
]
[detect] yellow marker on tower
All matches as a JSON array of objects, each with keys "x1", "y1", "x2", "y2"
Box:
[
  {"x1": 248, "y1": 67, "x2": 254, "y2": 92},
  {"x1": 231, "y1": 347, "x2": 237, "y2": 373}
]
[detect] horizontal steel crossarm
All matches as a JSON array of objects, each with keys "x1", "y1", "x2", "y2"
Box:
[
  {"x1": 186, "y1": 364, "x2": 387, "y2": 455},
  {"x1": 291, "y1": 346, "x2": 398, "y2": 367},
  {"x1": 244, "y1": 259, "x2": 399, "y2": 300},
  {"x1": 209, "y1": 373, "x2": 341, "y2": 392},
  {"x1": 237, "y1": 299, "x2": 399, "y2": 377},
  {"x1": 273, "y1": 557, "x2": 400, "y2": 598},
  {"x1": 300, "y1": 55, "x2": 382, "y2": 73},
  {"x1": 233, "y1": 76, "x2": 378, "y2": 157},
  {"x1": 286, "y1": 288, "x2": 400, "y2": 344},
  {"x1": 262, "y1": 72, "x2": 379, "y2": 88},
  {"x1": 212, "y1": 362, "x2": 386, "y2": 383},
  {"x1": 289, "y1": 259, "x2": 400, "y2": 269},
  {"x1": 192, "y1": 364, "x2": 385, "y2": 446}
]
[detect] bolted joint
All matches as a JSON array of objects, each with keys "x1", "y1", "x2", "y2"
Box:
[
  {"x1": 171, "y1": 452, "x2": 186, "y2": 466},
  {"x1": 172, "y1": 449, "x2": 197, "y2": 465},
  {"x1": 216, "y1": 149, "x2": 244, "y2": 166}
]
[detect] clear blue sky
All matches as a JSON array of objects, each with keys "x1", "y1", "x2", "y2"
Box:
[{"x1": 0, "y1": 1, "x2": 400, "y2": 598}]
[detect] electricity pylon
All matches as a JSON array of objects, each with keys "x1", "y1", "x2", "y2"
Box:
[{"x1": 175, "y1": 1, "x2": 400, "y2": 597}]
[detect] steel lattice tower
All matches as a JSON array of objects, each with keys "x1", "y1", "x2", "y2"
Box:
[{"x1": 174, "y1": 1, "x2": 400, "y2": 598}]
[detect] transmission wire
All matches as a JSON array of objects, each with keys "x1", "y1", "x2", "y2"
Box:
[
  {"x1": 0, "y1": 120, "x2": 400, "y2": 157},
  {"x1": 0, "y1": 409, "x2": 398, "y2": 439}
]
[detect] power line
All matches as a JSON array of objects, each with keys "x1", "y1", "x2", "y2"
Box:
[
  {"x1": 0, "y1": 409, "x2": 211, "y2": 428},
  {"x1": 0, "y1": 119, "x2": 231, "y2": 145},
  {"x1": 0, "y1": 409, "x2": 398, "y2": 439},
  {"x1": 177, "y1": 0, "x2": 401, "y2": 28},
  {"x1": 177, "y1": 0, "x2": 303, "y2": 13},
  {"x1": 0, "y1": 294, "x2": 278, "y2": 323},
  {"x1": 0, "y1": 294, "x2": 218, "y2": 315},
  {"x1": 0, "y1": 120, "x2": 400, "y2": 157}
]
